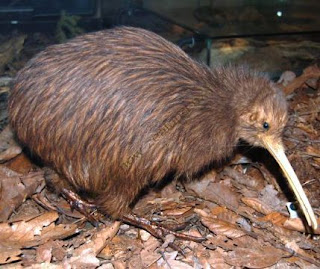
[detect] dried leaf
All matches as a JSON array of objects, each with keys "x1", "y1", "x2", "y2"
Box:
[
  {"x1": 211, "y1": 206, "x2": 228, "y2": 216},
  {"x1": 259, "y1": 185, "x2": 282, "y2": 212},
  {"x1": 0, "y1": 127, "x2": 22, "y2": 162},
  {"x1": 225, "y1": 246, "x2": 284, "y2": 268},
  {"x1": 207, "y1": 248, "x2": 230, "y2": 269},
  {"x1": 189, "y1": 245, "x2": 229, "y2": 269},
  {"x1": 99, "y1": 234, "x2": 142, "y2": 261},
  {"x1": 24, "y1": 263, "x2": 60, "y2": 269},
  {"x1": 38, "y1": 240, "x2": 65, "y2": 263},
  {"x1": 0, "y1": 146, "x2": 22, "y2": 162},
  {"x1": 284, "y1": 218, "x2": 320, "y2": 234},
  {"x1": 196, "y1": 209, "x2": 246, "y2": 238},
  {"x1": 241, "y1": 197, "x2": 273, "y2": 215},
  {"x1": 257, "y1": 212, "x2": 288, "y2": 226},
  {"x1": 157, "y1": 251, "x2": 194, "y2": 269},
  {"x1": 162, "y1": 206, "x2": 192, "y2": 216},
  {"x1": 203, "y1": 217, "x2": 246, "y2": 239},
  {"x1": 112, "y1": 260, "x2": 127, "y2": 269},
  {"x1": 0, "y1": 171, "x2": 45, "y2": 221},
  {"x1": 5, "y1": 153, "x2": 34, "y2": 174},
  {"x1": 222, "y1": 167, "x2": 264, "y2": 191},
  {"x1": 0, "y1": 211, "x2": 77, "y2": 248},
  {"x1": 0, "y1": 245, "x2": 22, "y2": 264},
  {"x1": 140, "y1": 237, "x2": 162, "y2": 268},
  {"x1": 211, "y1": 206, "x2": 242, "y2": 224},
  {"x1": 36, "y1": 241, "x2": 53, "y2": 263},
  {"x1": 64, "y1": 248, "x2": 100, "y2": 268},
  {"x1": 73, "y1": 221, "x2": 120, "y2": 256},
  {"x1": 158, "y1": 259, "x2": 194, "y2": 269},
  {"x1": 157, "y1": 198, "x2": 195, "y2": 214},
  {"x1": 285, "y1": 241, "x2": 314, "y2": 260},
  {"x1": 187, "y1": 180, "x2": 239, "y2": 210},
  {"x1": 0, "y1": 165, "x2": 21, "y2": 177},
  {"x1": 127, "y1": 253, "x2": 143, "y2": 269}
]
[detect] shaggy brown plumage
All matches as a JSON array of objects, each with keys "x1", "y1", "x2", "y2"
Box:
[{"x1": 9, "y1": 27, "x2": 289, "y2": 219}]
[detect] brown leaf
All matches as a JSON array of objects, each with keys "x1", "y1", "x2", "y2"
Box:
[
  {"x1": 41, "y1": 240, "x2": 65, "y2": 262},
  {"x1": 112, "y1": 260, "x2": 127, "y2": 269},
  {"x1": 257, "y1": 212, "x2": 288, "y2": 226},
  {"x1": 157, "y1": 198, "x2": 193, "y2": 211},
  {"x1": 208, "y1": 234, "x2": 235, "y2": 251},
  {"x1": 0, "y1": 165, "x2": 21, "y2": 178},
  {"x1": 23, "y1": 263, "x2": 60, "y2": 269},
  {"x1": 303, "y1": 64, "x2": 320, "y2": 76},
  {"x1": 190, "y1": 245, "x2": 230, "y2": 269},
  {"x1": 283, "y1": 218, "x2": 320, "y2": 234},
  {"x1": 202, "y1": 218, "x2": 247, "y2": 239},
  {"x1": 259, "y1": 185, "x2": 282, "y2": 212},
  {"x1": 187, "y1": 180, "x2": 239, "y2": 210},
  {"x1": 5, "y1": 153, "x2": 35, "y2": 174},
  {"x1": 241, "y1": 197, "x2": 274, "y2": 215},
  {"x1": 158, "y1": 259, "x2": 194, "y2": 269},
  {"x1": 222, "y1": 167, "x2": 264, "y2": 191},
  {"x1": 0, "y1": 146, "x2": 22, "y2": 163},
  {"x1": 232, "y1": 235, "x2": 263, "y2": 249},
  {"x1": 127, "y1": 253, "x2": 143, "y2": 269},
  {"x1": 211, "y1": 206, "x2": 228, "y2": 215},
  {"x1": 0, "y1": 211, "x2": 77, "y2": 248},
  {"x1": 0, "y1": 171, "x2": 45, "y2": 221},
  {"x1": 36, "y1": 241, "x2": 53, "y2": 263},
  {"x1": 285, "y1": 241, "x2": 315, "y2": 260},
  {"x1": 207, "y1": 248, "x2": 230, "y2": 269},
  {"x1": 162, "y1": 206, "x2": 192, "y2": 216},
  {"x1": 132, "y1": 191, "x2": 159, "y2": 216},
  {"x1": 0, "y1": 245, "x2": 22, "y2": 264},
  {"x1": 160, "y1": 181, "x2": 179, "y2": 197},
  {"x1": 140, "y1": 237, "x2": 161, "y2": 268},
  {"x1": 157, "y1": 251, "x2": 194, "y2": 269},
  {"x1": 210, "y1": 206, "x2": 243, "y2": 224},
  {"x1": 64, "y1": 249, "x2": 100, "y2": 268},
  {"x1": 225, "y1": 246, "x2": 284, "y2": 268},
  {"x1": 96, "y1": 233, "x2": 141, "y2": 260},
  {"x1": 73, "y1": 221, "x2": 120, "y2": 256},
  {"x1": 196, "y1": 209, "x2": 246, "y2": 238},
  {"x1": 0, "y1": 126, "x2": 22, "y2": 162}
]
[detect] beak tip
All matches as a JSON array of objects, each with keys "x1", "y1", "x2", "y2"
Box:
[
  {"x1": 312, "y1": 220, "x2": 318, "y2": 231},
  {"x1": 306, "y1": 214, "x2": 318, "y2": 231}
]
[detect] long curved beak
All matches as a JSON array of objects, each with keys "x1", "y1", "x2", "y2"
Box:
[{"x1": 263, "y1": 138, "x2": 317, "y2": 230}]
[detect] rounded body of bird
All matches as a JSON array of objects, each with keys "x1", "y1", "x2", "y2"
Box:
[{"x1": 9, "y1": 27, "x2": 317, "y2": 228}]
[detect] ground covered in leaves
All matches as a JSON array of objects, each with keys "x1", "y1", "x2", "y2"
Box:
[{"x1": 0, "y1": 32, "x2": 319, "y2": 268}]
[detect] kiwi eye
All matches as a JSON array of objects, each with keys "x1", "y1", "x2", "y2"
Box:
[{"x1": 263, "y1": 122, "x2": 269, "y2": 130}]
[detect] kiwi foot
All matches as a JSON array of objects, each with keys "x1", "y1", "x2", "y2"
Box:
[{"x1": 61, "y1": 188, "x2": 100, "y2": 226}]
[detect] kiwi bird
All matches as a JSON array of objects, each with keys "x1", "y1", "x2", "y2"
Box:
[{"x1": 8, "y1": 26, "x2": 317, "y2": 230}]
